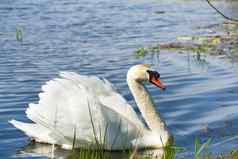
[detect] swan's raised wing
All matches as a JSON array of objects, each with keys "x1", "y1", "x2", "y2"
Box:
[
  {"x1": 60, "y1": 72, "x2": 145, "y2": 128},
  {"x1": 23, "y1": 72, "x2": 146, "y2": 149}
]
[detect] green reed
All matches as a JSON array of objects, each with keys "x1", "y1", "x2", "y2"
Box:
[{"x1": 66, "y1": 130, "x2": 236, "y2": 159}]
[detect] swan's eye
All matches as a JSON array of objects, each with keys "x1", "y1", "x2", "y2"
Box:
[{"x1": 154, "y1": 72, "x2": 160, "y2": 79}]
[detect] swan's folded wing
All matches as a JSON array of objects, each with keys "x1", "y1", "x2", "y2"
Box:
[
  {"x1": 60, "y1": 72, "x2": 145, "y2": 129},
  {"x1": 25, "y1": 72, "x2": 146, "y2": 149}
]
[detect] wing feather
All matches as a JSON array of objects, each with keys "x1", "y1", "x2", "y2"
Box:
[{"x1": 23, "y1": 72, "x2": 147, "y2": 149}]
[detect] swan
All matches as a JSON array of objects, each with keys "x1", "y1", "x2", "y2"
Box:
[{"x1": 10, "y1": 64, "x2": 173, "y2": 150}]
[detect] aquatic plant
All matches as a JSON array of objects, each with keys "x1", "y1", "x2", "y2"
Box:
[
  {"x1": 230, "y1": 149, "x2": 238, "y2": 159},
  {"x1": 134, "y1": 47, "x2": 149, "y2": 58},
  {"x1": 133, "y1": 24, "x2": 238, "y2": 59},
  {"x1": 0, "y1": 26, "x2": 23, "y2": 42},
  {"x1": 134, "y1": 45, "x2": 160, "y2": 58},
  {"x1": 66, "y1": 109, "x2": 214, "y2": 159},
  {"x1": 194, "y1": 137, "x2": 212, "y2": 159},
  {"x1": 16, "y1": 26, "x2": 23, "y2": 42},
  {"x1": 66, "y1": 132, "x2": 217, "y2": 159}
]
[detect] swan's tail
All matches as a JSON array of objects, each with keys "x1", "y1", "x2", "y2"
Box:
[{"x1": 9, "y1": 120, "x2": 56, "y2": 144}]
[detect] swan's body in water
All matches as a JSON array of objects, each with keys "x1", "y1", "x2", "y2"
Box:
[{"x1": 10, "y1": 64, "x2": 173, "y2": 150}]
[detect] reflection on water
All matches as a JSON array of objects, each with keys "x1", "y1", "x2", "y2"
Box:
[
  {"x1": 16, "y1": 142, "x2": 63, "y2": 159},
  {"x1": 16, "y1": 142, "x2": 166, "y2": 159},
  {"x1": 185, "y1": 52, "x2": 209, "y2": 73}
]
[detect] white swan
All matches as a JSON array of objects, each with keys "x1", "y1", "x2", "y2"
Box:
[{"x1": 10, "y1": 64, "x2": 173, "y2": 150}]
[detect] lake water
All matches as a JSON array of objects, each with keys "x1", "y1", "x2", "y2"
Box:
[{"x1": 0, "y1": 0, "x2": 238, "y2": 158}]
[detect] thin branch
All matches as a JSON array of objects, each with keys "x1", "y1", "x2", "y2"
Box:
[{"x1": 206, "y1": 0, "x2": 238, "y2": 22}]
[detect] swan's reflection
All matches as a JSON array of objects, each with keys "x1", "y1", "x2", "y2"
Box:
[
  {"x1": 16, "y1": 141, "x2": 167, "y2": 159},
  {"x1": 16, "y1": 142, "x2": 68, "y2": 159},
  {"x1": 137, "y1": 149, "x2": 165, "y2": 159}
]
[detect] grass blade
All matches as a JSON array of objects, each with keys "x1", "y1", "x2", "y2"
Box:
[{"x1": 196, "y1": 138, "x2": 212, "y2": 157}]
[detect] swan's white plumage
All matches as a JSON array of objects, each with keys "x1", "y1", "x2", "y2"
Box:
[
  {"x1": 11, "y1": 72, "x2": 148, "y2": 150},
  {"x1": 10, "y1": 65, "x2": 173, "y2": 150}
]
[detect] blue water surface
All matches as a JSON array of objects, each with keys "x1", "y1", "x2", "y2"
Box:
[{"x1": 0, "y1": 0, "x2": 238, "y2": 158}]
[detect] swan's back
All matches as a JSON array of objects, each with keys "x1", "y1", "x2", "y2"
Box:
[{"x1": 11, "y1": 72, "x2": 146, "y2": 150}]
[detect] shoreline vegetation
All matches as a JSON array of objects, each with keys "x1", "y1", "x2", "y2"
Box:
[{"x1": 134, "y1": 22, "x2": 238, "y2": 59}]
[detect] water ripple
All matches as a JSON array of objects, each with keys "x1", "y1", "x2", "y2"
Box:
[{"x1": 0, "y1": 0, "x2": 237, "y2": 158}]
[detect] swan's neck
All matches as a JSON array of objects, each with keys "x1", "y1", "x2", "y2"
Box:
[{"x1": 127, "y1": 79, "x2": 169, "y2": 134}]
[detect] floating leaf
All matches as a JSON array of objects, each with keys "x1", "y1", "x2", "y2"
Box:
[{"x1": 211, "y1": 37, "x2": 221, "y2": 45}]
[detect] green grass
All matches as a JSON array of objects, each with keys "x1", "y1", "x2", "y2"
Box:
[
  {"x1": 66, "y1": 128, "x2": 217, "y2": 159},
  {"x1": 66, "y1": 138, "x2": 238, "y2": 159},
  {"x1": 231, "y1": 149, "x2": 238, "y2": 159},
  {"x1": 67, "y1": 147, "x2": 114, "y2": 159},
  {"x1": 194, "y1": 137, "x2": 212, "y2": 159}
]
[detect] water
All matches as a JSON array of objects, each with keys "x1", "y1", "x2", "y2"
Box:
[{"x1": 0, "y1": 0, "x2": 238, "y2": 158}]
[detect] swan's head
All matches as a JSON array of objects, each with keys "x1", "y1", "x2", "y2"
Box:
[{"x1": 127, "y1": 64, "x2": 166, "y2": 90}]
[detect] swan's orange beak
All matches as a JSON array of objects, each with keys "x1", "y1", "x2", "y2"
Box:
[{"x1": 150, "y1": 77, "x2": 166, "y2": 91}]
